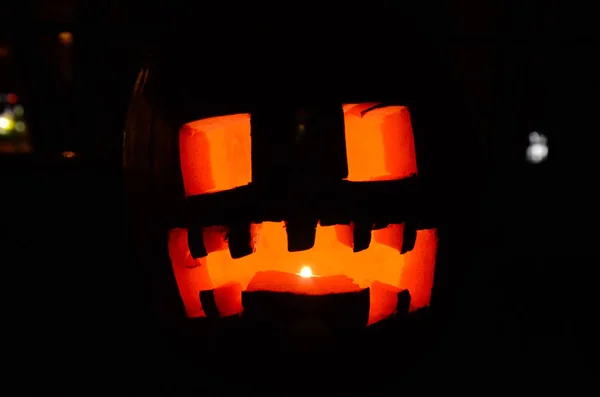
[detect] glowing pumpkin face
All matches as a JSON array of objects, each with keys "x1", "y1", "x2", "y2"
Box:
[{"x1": 168, "y1": 103, "x2": 438, "y2": 325}]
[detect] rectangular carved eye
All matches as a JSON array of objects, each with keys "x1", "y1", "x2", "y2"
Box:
[
  {"x1": 179, "y1": 113, "x2": 252, "y2": 196},
  {"x1": 343, "y1": 104, "x2": 417, "y2": 182}
]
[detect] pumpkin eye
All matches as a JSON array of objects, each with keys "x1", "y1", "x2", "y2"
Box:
[
  {"x1": 179, "y1": 113, "x2": 256, "y2": 263},
  {"x1": 179, "y1": 113, "x2": 252, "y2": 196},
  {"x1": 178, "y1": 105, "x2": 418, "y2": 193},
  {"x1": 343, "y1": 104, "x2": 417, "y2": 181}
]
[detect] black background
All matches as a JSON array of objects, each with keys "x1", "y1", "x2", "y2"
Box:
[{"x1": 1, "y1": 0, "x2": 596, "y2": 392}]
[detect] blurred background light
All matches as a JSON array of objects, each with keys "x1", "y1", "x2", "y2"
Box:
[
  {"x1": 14, "y1": 105, "x2": 24, "y2": 116},
  {"x1": 58, "y1": 32, "x2": 74, "y2": 47},
  {"x1": 62, "y1": 151, "x2": 77, "y2": 158},
  {"x1": 526, "y1": 131, "x2": 548, "y2": 164},
  {"x1": 0, "y1": 114, "x2": 14, "y2": 132},
  {"x1": 15, "y1": 121, "x2": 26, "y2": 132}
]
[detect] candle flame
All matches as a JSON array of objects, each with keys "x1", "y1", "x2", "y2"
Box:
[{"x1": 299, "y1": 266, "x2": 313, "y2": 278}]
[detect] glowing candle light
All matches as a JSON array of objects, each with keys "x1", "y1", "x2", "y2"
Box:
[{"x1": 299, "y1": 266, "x2": 313, "y2": 278}]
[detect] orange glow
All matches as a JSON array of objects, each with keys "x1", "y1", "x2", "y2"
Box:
[
  {"x1": 58, "y1": 32, "x2": 74, "y2": 46},
  {"x1": 179, "y1": 114, "x2": 252, "y2": 196},
  {"x1": 343, "y1": 104, "x2": 417, "y2": 181},
  {"x1": 397, "y1": 228, "x2": 438, "y2": 310},
  {"x1": 172, "y1": 106, "x2": 434, "y2": 324},
  {"x1": 168, "y1": 224, "x2": 437, "y2": 323},
  {"x1": 168, "y1": 228, "x2": 213, "y2": 317},
  {"x1": 62, "y1": 151, "x2": 77, "y2": 159},
  {"x1": 369, "y1": 281, "x2": 404, "y2": 325},
  {"x1": 213, "y1": 282, "x2": 243, "y2": 317}
]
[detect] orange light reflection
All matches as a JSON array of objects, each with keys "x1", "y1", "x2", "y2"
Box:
[
  {"x1": 179, "y1": 114, "x2": 252, "y2": 196},
  {"x1": 343, "y1": 104, "x2": 417, "y2": 181}
]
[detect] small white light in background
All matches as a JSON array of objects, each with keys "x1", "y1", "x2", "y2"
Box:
[{"x1": 526, "y1": 131, "x2": 548, "y2": 164}]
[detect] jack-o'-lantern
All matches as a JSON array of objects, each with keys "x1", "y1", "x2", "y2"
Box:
[
  {"x1": 167, "y1": 104, "x2": 437, "y2": 326},
  {"x1": 126, "y1": 94, "x2": 437, "y2": 329},
  {"x1": 122, "y1": 11, "x2": 461, "y2": 345},
  {"x1": 121, "y1": 7, "x2": 487, "y2": 391}
]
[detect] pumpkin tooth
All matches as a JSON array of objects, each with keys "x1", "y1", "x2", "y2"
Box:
[
  {"x1": 227, "y1": 223, "x2": 254, "y2": 259},
  {"x1": 199, "y1": 289, "x2": 219, "y2": 318},
  {"x1": 352, "y1": 220, "x2": 373, "y2": 253},
  {"x1": 187, "y1": 225, "x2": 207, "y2": 259},
  {"x1": 401, "y1": 219, "x2": 417, "y2": 254},
  {"x1": 285, "y1": 219, "x2": 317, "y2": 252},
  {"x1": 396, "y1": 289, "x2": 412, "y2": 318},
  {"x1": 199, "y1": 283, "x2": 243, "y2": 318}
]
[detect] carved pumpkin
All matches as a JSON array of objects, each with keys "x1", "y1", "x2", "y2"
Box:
[
  {"x1": 167, "y1": 105, "x2": 437, "y2": 325},
  {"x1": 122, "y1": 12, "x2": 457, "y2": 332}
]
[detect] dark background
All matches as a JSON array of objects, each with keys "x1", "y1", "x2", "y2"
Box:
[{"x1": 1, "y1": 0, "x2": 596, "y2": 392}]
